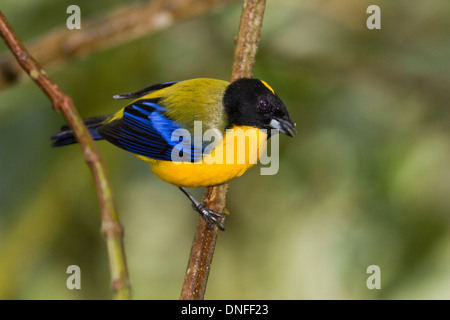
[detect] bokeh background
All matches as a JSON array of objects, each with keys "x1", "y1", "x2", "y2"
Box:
[{"x1": 1, "y1": 0, "x2": 450, "y2": 299}]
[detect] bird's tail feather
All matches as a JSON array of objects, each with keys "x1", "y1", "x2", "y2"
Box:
[{"x1": 51, "y1": 115, "x2": 110, "y2": 147}]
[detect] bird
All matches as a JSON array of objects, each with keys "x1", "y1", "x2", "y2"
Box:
[{"x1": 51, "y1": 78, "x2": 296, "y2": 230}]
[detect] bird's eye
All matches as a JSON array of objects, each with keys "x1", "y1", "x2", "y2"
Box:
[{"x1": 259, "y1": 99, "x2": 269, "y2": 110}]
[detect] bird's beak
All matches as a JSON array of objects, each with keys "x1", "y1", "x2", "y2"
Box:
[{"x1": 269, "y1": 117, "x2": 297, "y2": 137}]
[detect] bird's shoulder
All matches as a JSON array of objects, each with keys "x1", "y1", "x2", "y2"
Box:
[{"x1": 142, "y1": 78, "x2": 230, "y2": 133}]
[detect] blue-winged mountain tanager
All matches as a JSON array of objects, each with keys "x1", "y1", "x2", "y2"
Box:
[{"x1": 51, "y1": 78, "x2": 296, "y2": 230}]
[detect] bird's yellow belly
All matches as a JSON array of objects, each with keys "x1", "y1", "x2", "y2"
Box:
[{"x1": 137, "y1": 126, "x2": 268, "y2": 188}]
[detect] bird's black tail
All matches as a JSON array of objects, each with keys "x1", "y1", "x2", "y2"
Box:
[{"x1": 51, "y1": 115, "x2": 110, "y2": 147}]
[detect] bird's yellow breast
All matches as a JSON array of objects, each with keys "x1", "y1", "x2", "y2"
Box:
[{"x1": 137, "y1": 126, "x2": 268, "y2": 188}]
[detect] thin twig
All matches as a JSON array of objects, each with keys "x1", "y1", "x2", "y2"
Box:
[
  {"x1": 0, "y1": 11, "x2": 130, "y2": 300},
  {"x1": 0, "y1": 0, "x2": 237, "y2": 90},
  {"x1": 180, "y1": 0, "x2": 267, "y2": 300}
]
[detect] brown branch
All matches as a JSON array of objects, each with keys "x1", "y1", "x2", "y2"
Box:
[
  {"x1": 0, "y1": 11, "x2": 130, "y2": 300},
  {"x1": 180, "y1": 0, "x2": 267, "y2": 300},
  {"x1": 0, "y1": 0, "x2": 238, "y2": 90}
]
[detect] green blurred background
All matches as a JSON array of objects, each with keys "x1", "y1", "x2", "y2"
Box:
[{"x1": 1, "y1": 0, "x2": 450, "y2": 299}]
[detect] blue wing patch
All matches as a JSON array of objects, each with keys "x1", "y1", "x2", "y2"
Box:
[{"x1": 98, "y1": 99, "x2": 204, "y2": 162}]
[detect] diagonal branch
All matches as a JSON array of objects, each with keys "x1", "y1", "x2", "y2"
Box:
[
  {"x1": 180, "y1": 0, "x2": 267, "y2": 300},
  {"x1": 0, "y1": 10, "x2": 130, "y2": 300}
]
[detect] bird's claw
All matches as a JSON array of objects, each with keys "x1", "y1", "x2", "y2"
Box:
[{"x1": 194, "y1": 203, "x2": 226, "y2": 231}]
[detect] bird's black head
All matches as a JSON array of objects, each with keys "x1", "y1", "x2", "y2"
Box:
[{"x1": 223, "y1": 78, "x2": 297, "y2": 137}]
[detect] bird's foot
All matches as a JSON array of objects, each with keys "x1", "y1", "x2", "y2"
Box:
[{"x1": 193, "y1": 203, "x2": 227, "y2": 231}]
